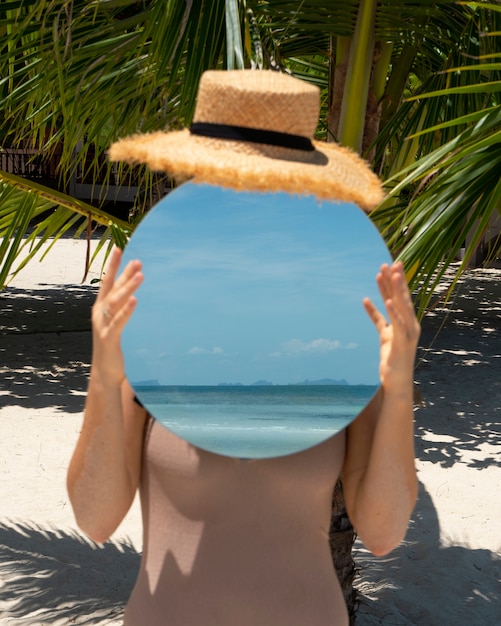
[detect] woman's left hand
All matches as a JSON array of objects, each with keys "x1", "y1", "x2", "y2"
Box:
[
  {"x1": 363, "y1": 261, "x2": 421, "y2": 391},
  {"x1": 344, "y1": 262, "x2": 420, "y2": 556}
]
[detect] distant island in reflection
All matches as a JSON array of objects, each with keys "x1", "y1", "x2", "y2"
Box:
[
  {"x1": 132, "y1": 378, "x2": 352, "y2": 387},
  {"x1": 132, "y1": 379, "x2": 161, "y2": 387},
  {"x1": 218, "y1": 378, "x2": 349, "y2": 387}
]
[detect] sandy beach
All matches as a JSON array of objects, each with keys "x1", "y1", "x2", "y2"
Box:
[{"x1": 1, "y1": 236, "x2": 499, "y2": 625}]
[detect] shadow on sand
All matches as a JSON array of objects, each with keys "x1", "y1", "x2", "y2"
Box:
[
  {"x1": 0, "y1": 285, "x2": 96, "y2": 413},
  {"x1": 413, "y1": 270, "x2": 501, "y2": 470},
  {"x1": 354, "y1": 481, "x2": 500, "y2": 625},
  {"x1": 355, "y1": 270, "x2": 501, "y2": 625},
  {"x1": 1, "y1": 269, "x2": 499, "y2": 624},
  {"x1": 0, "y1": 521, "x2": 140, "y2": 625}
]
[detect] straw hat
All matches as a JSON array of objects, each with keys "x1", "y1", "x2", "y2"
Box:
[{"x1": 109, "y1": 70, "x2": 383, "y2": 212}]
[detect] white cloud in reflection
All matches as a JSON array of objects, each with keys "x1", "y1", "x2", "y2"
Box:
[
  {"x1": 187, "y1": 346, "x2": 224, "y2": 355},
  {"x1": 270, "y1": 337, "x2": 344, "y2": 357}
]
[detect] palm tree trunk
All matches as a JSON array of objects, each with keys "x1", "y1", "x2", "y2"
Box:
[{"x1": 329, "y1": 477, "x2": 357, "y2": 624}]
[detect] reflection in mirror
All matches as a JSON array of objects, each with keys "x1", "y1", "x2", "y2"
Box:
[{"x1": 121, "y1": 183, "x2": 392, "y2": 459}]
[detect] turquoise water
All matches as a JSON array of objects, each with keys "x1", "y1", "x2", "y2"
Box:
[{"x1": 136, "y1": 384, "x2": 378, "y2": 459}]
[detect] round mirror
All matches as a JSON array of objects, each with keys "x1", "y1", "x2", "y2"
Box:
[{"x1": 121, "y1": 183, "x2": 391, "y2": 459}]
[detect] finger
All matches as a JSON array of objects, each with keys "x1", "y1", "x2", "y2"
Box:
[
  {"x1": 389, "y1": 265, "x2": 417, "y2": 324},
  {"x1": 363, "y1": 297, "x2": 388, "y2": 333},
  {"x1": 376, "y1": 263, "x2": 394, "y2": 302},
  {"x1": 378, "y1": 262, "x2": 409, "y2": 312},
  {"x1": 106, "y1": 294, "x2": 139, "y2": 336},
  {"x1": 373, "y1": 263, "x2": 412, "y2": 330},
  {"x1": 107, "y1": 261, "x2": 142, "y2": 312},
  {"x1": 97, "y1": 248, "x2": 142, "y2": 311},
  {"x1": 98, "y1": 267, "x2": 143, "y2": 323},
  {"x1": 97, "y1": 246, "x2": 123, "y2": 301},
  {"x1": 383, "y1": 297, "x2": 405, "y2": 333},
  {"x1": 385, "y1": 278, "x2": 421, "y2": 343},
  {"x1": 97, "y1": 248, "x2": 142, "y2": 304}
]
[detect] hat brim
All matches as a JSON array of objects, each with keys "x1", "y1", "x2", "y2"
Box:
[{"x1": 109, "y1": 129, "x2": 384, "y2": 212}]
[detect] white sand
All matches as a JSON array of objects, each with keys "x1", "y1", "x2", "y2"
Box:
[{"x1": 1, "y1": 238, "x2": 499, "y2": 624}]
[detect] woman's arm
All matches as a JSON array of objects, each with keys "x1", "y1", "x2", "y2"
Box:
[
  {"x1": 343, "y1": 262, "x2": 420, "y2": 556},
  {"x1": 67, "y1": 247, "x2": 147, "y2": 543}
]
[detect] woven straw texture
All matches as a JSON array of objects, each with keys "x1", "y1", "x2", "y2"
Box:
[{"x1": 109, "y1": 70, "x2": 384, "y2": 212}]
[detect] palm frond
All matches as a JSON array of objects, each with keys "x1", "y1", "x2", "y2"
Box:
[
  {"x1": 0, "y1": 171, "x2": 132, "y2": 287},
  {"x1": 374, "y1": 106, "x2": 501, "y2": 315}
]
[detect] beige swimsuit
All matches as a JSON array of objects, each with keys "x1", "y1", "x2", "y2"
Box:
[{"x1": 124, "y1": 418, "x2": 348, "y2": 626}]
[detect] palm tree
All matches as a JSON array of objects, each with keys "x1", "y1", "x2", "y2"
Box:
[
  {"x1": 2, "y1": 1, "x2": 500, "y2": 299},
  {"x1": 0, "y1": 0, "x2": 230, "y2": 284},
  {"x1": 249, "y1": 1, "x2": 501, "y2": 314},
  {"x1": 2, "y1": 1, "x2": 499, "y2": 298},
  {"x1": 2, "y1": 0, "x2": 500, "y2": 620}
]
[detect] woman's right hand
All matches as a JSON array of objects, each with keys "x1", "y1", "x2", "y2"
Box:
[
  {"x1": 91, "y1": 246, "x2": 143, "y2": 386},
  {"x1": 67, "y1": 247, "x2": 146, "y2": 543}
]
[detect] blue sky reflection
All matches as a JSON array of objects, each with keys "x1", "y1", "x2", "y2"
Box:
[{"x1": 121, "y1": 183, "x2": 392, "y2": 387}]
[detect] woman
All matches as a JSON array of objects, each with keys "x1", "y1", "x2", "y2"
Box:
[
  {"x1": 67, "y1": 69, "x2": 420, "y2": 625},
  {"x1": 67, "y1": 249, "x2": 419, "y2": 626}
]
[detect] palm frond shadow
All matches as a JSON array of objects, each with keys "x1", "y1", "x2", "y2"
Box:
[
  {"x1": 354, "y1": 481, "x2": 500, "y2": 625},
  {"x1": 0, "y1": 521, "x2": 140, "y2": 624},
  {"x1": 0, "y1": 285, "x2": 96, "y2": 413},
  {"x1": 414, "y1": 270, "x2": 501, "y2": 469},
  {"x1": 354, "y1": 269, "x2": 501, "y2": 623}
]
